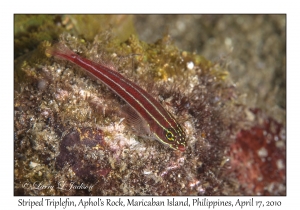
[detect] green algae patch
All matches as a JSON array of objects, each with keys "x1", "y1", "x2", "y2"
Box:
[
  {"x1": 14, "y1": 15, "x2": 62, "y2": 58},
  {"x1": 69, "y1": 15, "x2": 136, "y2": 42},
  {"x1": 14, "y1": 15, "x2": 136, "y2": 59}
]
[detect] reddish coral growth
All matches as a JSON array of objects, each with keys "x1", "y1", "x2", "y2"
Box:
[{"x1": 229, "y1": 109, "x2": 286, "y2": 195}]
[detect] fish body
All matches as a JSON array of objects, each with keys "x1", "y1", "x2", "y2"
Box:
[{"x1": 46, "y1": 43, "x2": 186, "y2": 151}]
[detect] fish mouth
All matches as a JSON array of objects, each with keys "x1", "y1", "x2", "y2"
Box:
[{"x1": 178, "y1": 145, "x2": 185, "y2": 152}]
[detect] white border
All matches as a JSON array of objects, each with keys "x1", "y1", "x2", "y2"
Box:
[{"x1": 3, "y1": 0, "x2": 295, "y2": 209}]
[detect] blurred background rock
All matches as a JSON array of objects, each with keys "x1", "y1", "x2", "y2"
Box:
[{"x1": 134, "y1": 15, "x2": 286, "y2": 122}]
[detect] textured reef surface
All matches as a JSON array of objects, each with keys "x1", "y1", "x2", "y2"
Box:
[{"x1": 14, "y1": 15, "x2": 285, "y2": 195}]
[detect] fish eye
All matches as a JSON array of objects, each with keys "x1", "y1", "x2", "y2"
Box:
[{"x1": 165, "y1": 129, "x2": 175, "y2": 141}]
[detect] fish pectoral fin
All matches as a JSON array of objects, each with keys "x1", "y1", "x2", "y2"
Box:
[{"x1": 121, "y1": 104, "x2": 152, "y2": 137}]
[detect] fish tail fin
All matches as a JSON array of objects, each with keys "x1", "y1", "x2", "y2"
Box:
[{"x1": 45, "y1": 42, "x2": 76, "y2": 60}]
